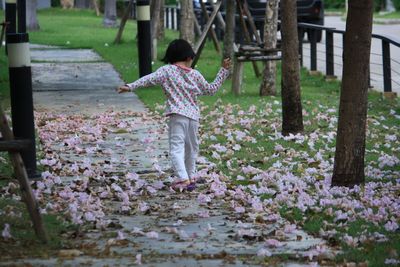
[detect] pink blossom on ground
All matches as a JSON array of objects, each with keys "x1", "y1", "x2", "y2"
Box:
[{"x1": 2, "y1": 224, "x2": 12, "y2": 240}]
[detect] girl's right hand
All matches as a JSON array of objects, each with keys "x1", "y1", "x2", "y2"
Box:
[{"x1": 117, "y1": 85, "x2": 130, "y2": 94}]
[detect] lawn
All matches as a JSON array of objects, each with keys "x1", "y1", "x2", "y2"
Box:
[
  {"x1": 375, "y1": 11, "x2": 400, "y2": 19},
  {"x1": 0, "y1": 8, "x2": 399, "y2": 266}
]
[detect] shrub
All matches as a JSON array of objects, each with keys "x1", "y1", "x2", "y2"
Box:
[
  {"x1": 324, "y1": 0, "x2": 345, "y2": 9},
  {"x1": 393, "y1": 0, "x2": 400, "y2": 11}
]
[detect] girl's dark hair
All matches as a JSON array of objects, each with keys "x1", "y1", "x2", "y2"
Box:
[{"x1": 162, "y1": 39, "x2": 196, "y2": 64}]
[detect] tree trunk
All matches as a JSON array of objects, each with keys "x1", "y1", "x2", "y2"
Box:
[
  {"x1": 103, "y1": 0, "x2": 118, "y2": 27},
  {"x1": 92, "y1": 0, "x2": 101, "y2": 16},
  {"x1": 114, "y1": 0, "x2": 134, "y2": 44},
  {"x1": 26, "y1": 0, "x2": 40, "y2": 31},
  {"x1": 259, "y1": 0, "x2": 278, "y2": 96},
  {"x1": 280, "y1": 0, "x2": 303, "y2": 135},
  {"x1": 158, "y1": 0, "x2": 165, "y2": 40},
  {"x1": 332, "y1": 0, "x2": 374, "y2": 187},
  {"x1": 151, "y1": 0, "x2": 163, "y2": 60},
  {"x1": 179, "y1": 0, "x2": 195, "y2": 45}
]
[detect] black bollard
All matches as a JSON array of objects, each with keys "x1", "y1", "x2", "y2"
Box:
[
  {"x1": 136, "y1": 0, "x2": 152, "y2": 77},
  {"x1": 7, "y1": 33, "x2": 38, "y2": 179},
  {"x1": 17, "y1": 0, "x2": 26, "y2": 33},
  {"x1": 5, "y1": 0, "x2": 17, "y2": 54},
  {"x1": 5, "y1": 0, "x2": 17, "y2": 34}
]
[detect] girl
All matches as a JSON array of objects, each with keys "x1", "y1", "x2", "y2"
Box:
[{"x1": 118, "y1": 39, "x2": 231, "y2": 191}]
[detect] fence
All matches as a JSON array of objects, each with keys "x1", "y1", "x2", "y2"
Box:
[
  {"x1": 298, "y1": 23, "x2": 400, "y2": 94},
  {"x1": 157, "y1": 5, "x2": 400, "y2": 94},
  {"x1": 164, "y1": 5, "x2": 180, "y2": 31}
]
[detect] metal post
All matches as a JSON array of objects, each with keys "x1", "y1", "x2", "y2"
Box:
[
  {"x1": 382, "y1": 39, "x2": 392, "y2": 93},
  {"x1": 165, "y1": 7, "x2": 170, "y2": 29},
  {"x1": 298, "y1": 27, "x2": 303, "y2": 67},
  {"x1": 177, "y1": 8, "x2": 180, "y2": 31},
  {"x1": 325, "y1": 30, "x2": 335, "y2": 78},
  {"x1": 5, "y1": 0, "x2": 17, "y2": 54},
  {"x1": 310, "y1": 29, "x2": 317, "y2": 71},
  {"x1": 136, "y1": 0, "x2": 152, "y2": 77},
  {"x1": 5, "y1": 0, "x2": 17, "y2": 34},
  {"x1": 171, "y1": 8, "x2": 175, "y2": 30},
  {"x1": 17, "y1": 0, "x2": 26, "y2": 33},
  {"x1": 7, "y1": 33, "x2": 38, "y2": 178}
]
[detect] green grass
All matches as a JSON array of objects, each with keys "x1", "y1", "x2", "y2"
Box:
[
  {"x1": 0, "y1": 8, "x2": 399, "y2": 264},
  {"x1": 375, "y1": 11, "x2": 400, "y2": 19},
  {"x1": 0, "y1": 197, "x2": 76, "y2": 259}
]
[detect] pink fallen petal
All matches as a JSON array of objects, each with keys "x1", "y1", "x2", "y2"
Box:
[{"x1": 2, "y1": 224, "x2": 12, "y2": 239}]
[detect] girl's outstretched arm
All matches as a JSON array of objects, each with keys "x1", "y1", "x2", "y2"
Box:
[
  {"x1": 196, "y1": 58, "x2": 231, "y2": 96},
  {"x1": 117, "y1": 67, "x2": 167, "y2": 93}
]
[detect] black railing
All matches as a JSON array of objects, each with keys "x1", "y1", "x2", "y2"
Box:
[
  {"x1": 142, "y1": 4, "x2": 400, "y2": 94},
  {"x1": 164, "y1": 5, "x2": 180, "y2": 31},
  {"x1": 298, "y1": 22, "x2": 400, "y2": 94}
]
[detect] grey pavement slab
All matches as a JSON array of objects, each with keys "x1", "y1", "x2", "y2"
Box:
[
  {"x1": 32, "y1": 62, "x2": 123, "y2": 91},
  {"x1": 34, "y1": 89, "x2": 147, "y2": 114},
  {"x1": 31, "y1": 49, "x2": 104, "y2": 62}
]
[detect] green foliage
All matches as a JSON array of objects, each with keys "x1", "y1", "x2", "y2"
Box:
[
  {"x1": 393, "y1": 0, "x2": 400, "y2": 10},
  {"x1": 0, "y1": 47, "x2": 10, "y2": 109},
  {"x1": 323, "y1": 0, "x2": 346, "y2": 9},
  {"x1": 165, "y1": 0, "x2": 178, "y2": 5},
  {"x1": 51, "y1": 0, "x2": 61, "y2": 7},
  {"x1": 374, "y1": 0, "x2": 386, "y2": 11}
]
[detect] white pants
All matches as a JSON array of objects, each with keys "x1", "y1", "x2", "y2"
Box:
[{"x1": 168, "y1": 114, "x2": 199, "y2": 181}]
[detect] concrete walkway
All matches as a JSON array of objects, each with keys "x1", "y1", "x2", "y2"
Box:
[{"x1": 3, "y1": 45, "x2": 333, "y2": 266}]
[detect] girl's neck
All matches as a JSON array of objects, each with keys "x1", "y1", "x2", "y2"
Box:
[{"x1": 174, "y1": 61, "x2": 192, "y2": 71}]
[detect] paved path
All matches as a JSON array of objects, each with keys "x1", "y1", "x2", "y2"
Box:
[{"x1": 3, "y1": 45, "x2": 333, "y2": 266}]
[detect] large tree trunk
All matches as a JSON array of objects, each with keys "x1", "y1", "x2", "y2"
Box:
[
  {"x1": 26, "y1": 0, "x2": 40, "y2": 31},
  {"x1": 179, "y1": 0, "x2": 195, "y2": 45},
  {"x1": 103, "y1": 0, "x2": 117, "y2": 27},
  {"x1": 259, "y1": 0, "x2": 278, "y2": 96},
  {"x1": 223, "y1": 0, "x2": 235, "y2": 60},
  {"x1": 332, "y1": 0, "x2": 374, "y2": 187},
  {"x1": 151, "y1": 0, "x2": 163, "y2": 60},
  {"x1": 280, "y1": 0, "x2": 303, "y2": 135}
]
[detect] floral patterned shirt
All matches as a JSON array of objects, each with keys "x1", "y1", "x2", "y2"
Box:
[{"x1": 127, "y1": 64, "x2": 230, "y2": 121}]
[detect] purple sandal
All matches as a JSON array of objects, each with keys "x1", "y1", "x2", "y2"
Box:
[{"x1": 171, "y1": 180, "x2": 196, "y2": 192}]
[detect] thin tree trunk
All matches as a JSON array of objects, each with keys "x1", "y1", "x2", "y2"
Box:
[
  {"x1": 103, "y1": 0, "x2": 118, "y2": 27},
  {"x1": 223, "y1": 0, "x2": 235, "y2": 62},
  {"x1": 200, "y1": 0, "x2": 221, "y2": 53},
  {"x1": 259, "y1": 0, "x2": 278, "y2": 96},
  {"x1": 26, "y1": 0, "x2": 40, "y2": 31},
  {"x1": 158, "y1": 0, "x2": 165, "y2": 40},
  {"x1": 179, "y1": 0, "x2": 195, "y2": 45},
  {"x1": 151, "y1": 0, "x2": 163, "y2": 60},
  {"x1": 114, "y1": 0, "x2": 134, "y2": 44},
  {"x1": 280, "y1": 0, "x2": 303, "y2": 135},
  {"x1": 332, "y1": 0, "x2": 374, "y2": 187},
  {"x1": 92, "y1": 0, "x2": 101, "y2": 16}
]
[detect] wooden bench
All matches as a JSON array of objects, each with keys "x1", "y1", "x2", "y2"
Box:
[{"x1": 232, "y1": 44, "x2": 282, "y2": 95}]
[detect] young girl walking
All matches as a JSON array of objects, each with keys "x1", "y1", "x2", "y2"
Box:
[{"x1": 118, "y1": 39, "x2": 231, "y2": 191}]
